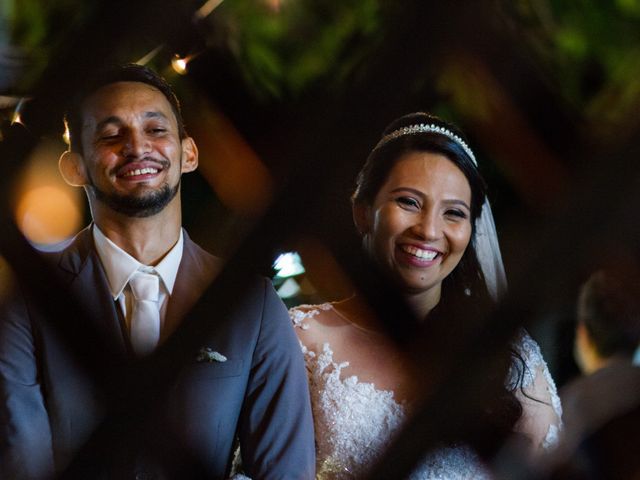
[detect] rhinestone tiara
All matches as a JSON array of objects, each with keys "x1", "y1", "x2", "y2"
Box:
[{"x1": 374, "y1": 123, "x2": 477, "y2": 165}]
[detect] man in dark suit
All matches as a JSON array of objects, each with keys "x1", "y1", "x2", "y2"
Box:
[{"x1": 0, "y1": 64, "x2": 315, "y2": 479}]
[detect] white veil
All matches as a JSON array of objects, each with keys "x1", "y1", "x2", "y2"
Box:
[{"x1": 475, "y1": 199, "x2": 508, "y2": 302}]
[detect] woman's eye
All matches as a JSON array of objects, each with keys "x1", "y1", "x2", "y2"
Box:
[
  {"x1": 396, "y1": 197, "x2": 420, "y2": 209},
  {"x1": 445, "y1": 209, "x2": 468, "y2": 219}
]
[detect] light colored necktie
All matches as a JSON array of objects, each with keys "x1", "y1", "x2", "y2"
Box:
[{"x1": 129, "y1": 270, "x2": 160, "y2": 356}]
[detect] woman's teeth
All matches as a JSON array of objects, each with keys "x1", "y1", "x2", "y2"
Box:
[{"x1": 401, "y1": 245, "x2": 438, "y2": 260}]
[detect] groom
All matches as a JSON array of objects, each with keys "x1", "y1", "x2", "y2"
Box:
[{"x1": 0, "y1": 64, "x2": 315, "y2": 479}]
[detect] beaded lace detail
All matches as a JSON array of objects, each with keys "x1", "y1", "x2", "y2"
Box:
[
  {"x1": 508, "y1": 330, "x2": 563, "y2": 448},
  {"x1": 292, "y1": 304, "x2": 491, "y2": 479},
  {"x1": 291, "y1": 304, "x2": 562, "y2": 479}
]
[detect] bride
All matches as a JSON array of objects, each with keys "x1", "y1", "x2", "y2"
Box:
[{"x1": 290, "y1": 113, "x2": 562, "y2": 479}]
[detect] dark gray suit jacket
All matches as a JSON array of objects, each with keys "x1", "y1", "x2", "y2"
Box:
[{"x1": 0, "y1": 227, "x2": 315, "y2": 479}]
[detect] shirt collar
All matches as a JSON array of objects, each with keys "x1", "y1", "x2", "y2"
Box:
[{"x1": 93, "y1": 225, "x2": 184, "y2": 300}]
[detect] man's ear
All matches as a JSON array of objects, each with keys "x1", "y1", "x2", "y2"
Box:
[
  {"x1": 181, "y1": 137, "x2": 199, "y2": 173},
  {"x1": 575, "y1": 321, "x2": 598, "y2": 374},
  {"x1": 352, "y1": 202, "x2": 371, "y2": 236},
  {"x1": 58, "y1": 151, "x2": 89, "y2": 187}
]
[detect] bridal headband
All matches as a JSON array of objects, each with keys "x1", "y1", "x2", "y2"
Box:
[
  {"x1": 374, "y1": 123, "x2": 477, "y2": 166},
  {"x1": 373, "y1": 120, "x2": 507, "y2": 301}
]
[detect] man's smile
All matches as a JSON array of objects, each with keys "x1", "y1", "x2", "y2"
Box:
[
  {"x1": 122, "y1": 167, "x2": 159, "y2": 177},
  {"x1": 115, "y1": 160, "x2": 167, "y2": 181}
]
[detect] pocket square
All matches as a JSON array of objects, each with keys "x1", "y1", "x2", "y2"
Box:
[{"x1": 196, "y1": 347, "x2": 228, "y2": 363}]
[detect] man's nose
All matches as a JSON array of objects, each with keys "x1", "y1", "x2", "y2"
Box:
[{"x1": 122, "y1": 130, "x2": 150, "y2": 158}]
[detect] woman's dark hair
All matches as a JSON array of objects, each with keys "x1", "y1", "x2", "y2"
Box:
[
  {"x1": 354, "y1": 112, "x2": 524, "y2": 453},
  {"x1": 64, "y1": 63, "x2": 187, "y2": 153}
]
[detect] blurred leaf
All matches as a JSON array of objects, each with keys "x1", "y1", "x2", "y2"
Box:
[
  {"x1": 556, "y1": 27, "x2": 587, "y2": 59},
  {"x1": 498, "y1": 0, "x2": 640, "y2": 135},
  {"x1": 5, "y1": 0, "x2": 95, "y2": 91},
  {"x1": 617, "y1": 0, "x2": 640, "y2": 17},
  {"x1": 217, "y1": 0, "x2": 382, "y2": 100}
]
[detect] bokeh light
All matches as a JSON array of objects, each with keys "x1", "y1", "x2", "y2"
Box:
[
  {"x1": 15, "y1": 186, "x2": 82, "y2": 246},
  {"x1": 187, "y1": 102, "x2": 273, "y2": 216},
  {"x1": 12, "y1": 140, "x2": 84, "y2": 247},
  {"x1": 273, "y1": 251, "x2": 305, "y2": 278}
]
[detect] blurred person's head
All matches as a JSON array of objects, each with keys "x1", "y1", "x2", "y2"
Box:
[{"x1": 575, "y1": 270, "x2": 640, "y2": 374}]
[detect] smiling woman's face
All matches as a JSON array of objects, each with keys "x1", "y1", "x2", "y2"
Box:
[{"x1": 356, "y1": 151, "x2": 473, "y2": 301}]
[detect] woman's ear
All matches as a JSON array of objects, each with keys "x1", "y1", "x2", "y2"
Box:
[
  {"x1": 180, "y1": 137, "x2": 199, "y2": 173},
  {"x1": 58, "y1": 151, "x2": 89, "y2": 187},
  {"x1": 352, "y1": 202, "x2": 371, "y2": 236}
]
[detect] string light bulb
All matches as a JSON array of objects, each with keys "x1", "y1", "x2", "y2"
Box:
[
  {"x1": 11, "y1": 98, "x2": 27, "y2": 126},
  {"x1": 171, "y1": 55, "x2": 189, "y2": 75},
  {"x1": 11, "y1": 111, "x2": 23, "y2": 126},
  {"x1": 62, "y1": 125, "x2": 71, "y2": 146}
]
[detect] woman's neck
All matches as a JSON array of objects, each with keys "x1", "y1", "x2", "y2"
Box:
[
  {"x1": 336, "y1": 284, "x2": 442, "y2": 331},
  {"x1": 333, "y1": 295, "x2": 384, "y2": 333},
  {"x1": 404, "y1": 285, "x2": 442, "y2": 321}
]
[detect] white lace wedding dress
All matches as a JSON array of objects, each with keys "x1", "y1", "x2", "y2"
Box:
[{"x1": 290, "y1": 303, "x2": 562, "y2": 480}]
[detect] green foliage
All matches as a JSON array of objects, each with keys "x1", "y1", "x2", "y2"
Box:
[
  {"x1": 3, "y1": 0, "x2": 95, "y2": 91},
  {"x1": 499, "y1": 0, "x2": 640, "y2": 125},
  {"x1": 617, "y1": 0, "x2": 640, "y2": 17},
  {"x1": 218, "y1": 0, "x2": 382, "y2": 101},
  {"x1": 5, "y1": 0, "x2": 640, "y2": 123}
]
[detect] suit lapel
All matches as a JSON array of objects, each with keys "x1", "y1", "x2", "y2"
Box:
[
  {"x1": 162, "y1": 233, "x2": 220, "y2": 342},
  {"x1": 58, "y1": 226, "x2": 129, "y2": 358}
]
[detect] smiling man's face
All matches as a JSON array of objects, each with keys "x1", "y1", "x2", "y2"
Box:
[{"x1": 78, "y1": 81, "x2": 191, "y2": 217}]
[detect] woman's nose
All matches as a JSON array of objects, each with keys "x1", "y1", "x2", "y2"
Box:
[{"x1": 412, "y1": 210, "x2": 442, "y2": 240}]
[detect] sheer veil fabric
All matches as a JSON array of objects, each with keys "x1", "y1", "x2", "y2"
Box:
[{"x1": 475, "y1": 199, "x2": 508, "y2": 301}]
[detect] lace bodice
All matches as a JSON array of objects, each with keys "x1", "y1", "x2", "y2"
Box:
[
  {"x1": 291, "y1": 304, "x2": 562, "y2": 479},
  {"x1": 507, "y1": 327, "x2": 563, "y2": 450}
]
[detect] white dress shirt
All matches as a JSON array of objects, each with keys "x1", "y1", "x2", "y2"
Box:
[{"x1": 93, "y1": 225, "x2": 184, "y2": 334}]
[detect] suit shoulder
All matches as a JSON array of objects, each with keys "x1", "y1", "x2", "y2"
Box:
[{"x1": 182, "y1": 234, "x2": 223, "y2": 282}]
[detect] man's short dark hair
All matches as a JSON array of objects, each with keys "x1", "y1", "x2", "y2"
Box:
[
  {"x1": 64, "y1": 64, "x2": 187, "y2": 153},
  {"x1": 578, "y1": 270, "x2": 640, "y2": 358}
]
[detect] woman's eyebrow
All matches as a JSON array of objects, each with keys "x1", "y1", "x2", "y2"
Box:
[
  {"x1": 442, "y1": 199, "x2": 471, "y2": 211},
  {"x1": 389, "y1": 187, "x2": 426, "y2": 198}
]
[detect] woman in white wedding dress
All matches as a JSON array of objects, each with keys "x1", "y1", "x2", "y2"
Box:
[{"x1": 290, "y1": 113, "x2": 562, "y2": 479}]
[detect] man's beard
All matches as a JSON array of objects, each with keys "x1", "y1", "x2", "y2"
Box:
[{"x1": 90, "y1": 182, "x2": 179, "y2": 218}]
